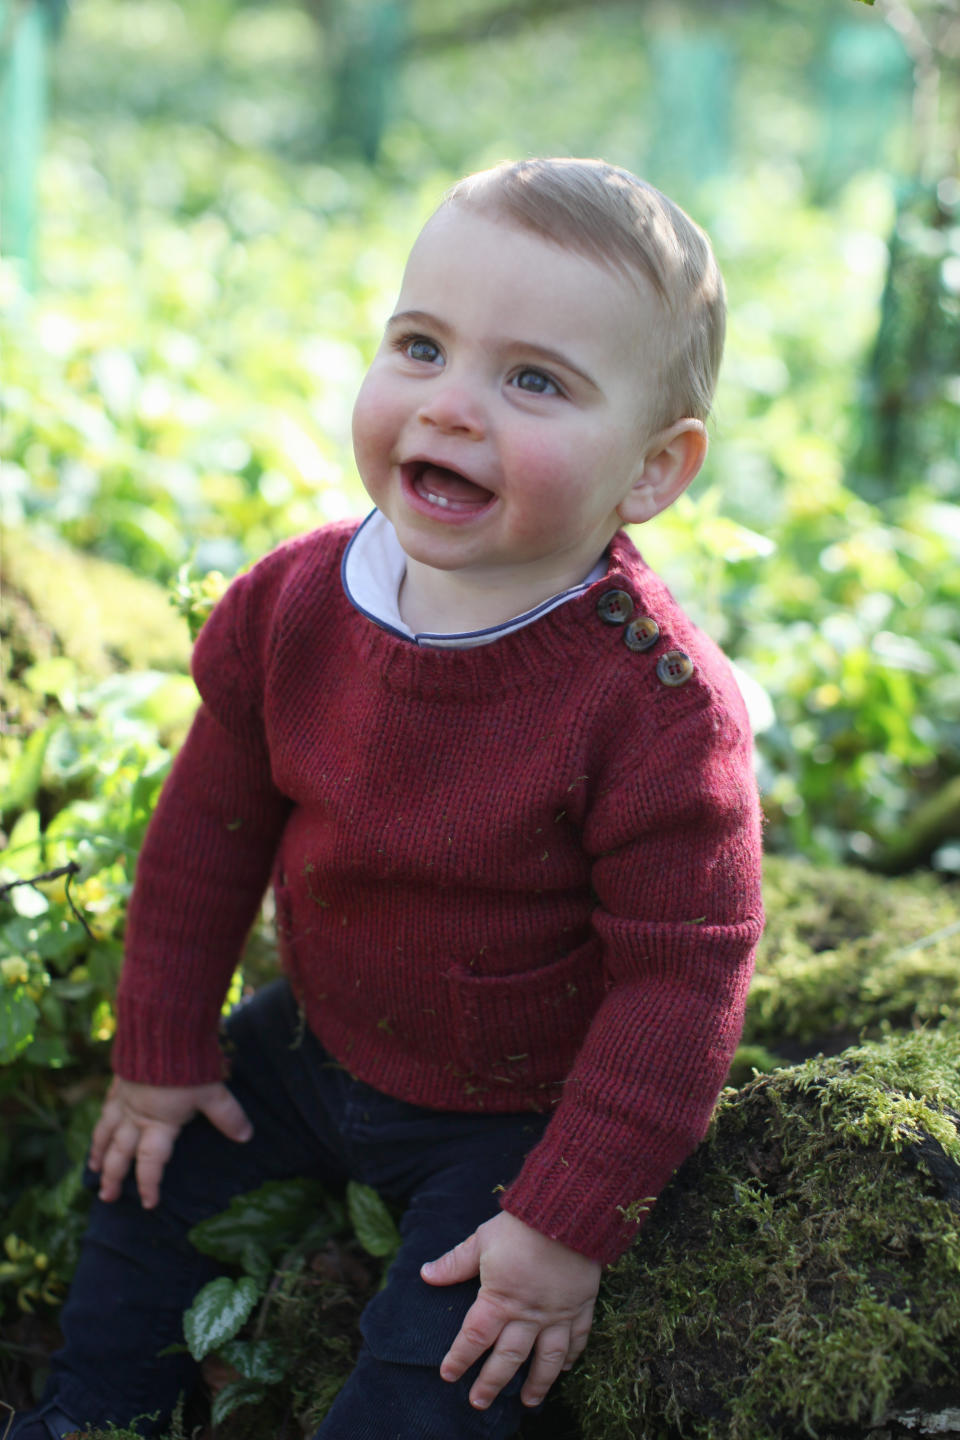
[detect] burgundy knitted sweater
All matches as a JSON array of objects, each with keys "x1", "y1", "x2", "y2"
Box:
[{"x1": 114, "y1": 519, "x2": 764, "y2": 1265}]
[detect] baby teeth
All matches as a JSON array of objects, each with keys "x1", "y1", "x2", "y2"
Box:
[{"x1": 425, "y1": 492, "x2": 450, "y2": 507}]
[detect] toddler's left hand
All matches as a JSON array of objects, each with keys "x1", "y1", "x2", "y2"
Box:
[{"x1": 420, "y1": 1210, "x2": 601, "y2": 1411}]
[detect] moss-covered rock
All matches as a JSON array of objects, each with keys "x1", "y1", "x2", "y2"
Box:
[
  {"x1": 569, "y1": 1027, "x2": 960, "y2": 1440},
  {"x1": 733, "y1": 857, "x2": 960, "y2": 1082}
]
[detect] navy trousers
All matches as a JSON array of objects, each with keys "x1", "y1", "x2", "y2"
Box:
[{"x1": 45, "y1": 981, "x2": 551, "y2": 1439}]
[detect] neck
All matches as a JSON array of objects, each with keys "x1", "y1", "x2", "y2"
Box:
[{"x1": 397, "y1": 555, "x2": 604, "y2": 635}]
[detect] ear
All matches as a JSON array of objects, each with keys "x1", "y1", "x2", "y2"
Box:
[{"x1": 617, "y1": 419, "x2": 708, "y2": 526}]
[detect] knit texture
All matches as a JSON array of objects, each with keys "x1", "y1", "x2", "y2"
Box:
[{"x1": 114, "y1": 519, "x2": 764, "y2": 1265}]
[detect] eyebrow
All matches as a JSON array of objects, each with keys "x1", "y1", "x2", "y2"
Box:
[{"x1": 386, "y1": 308, "x2": 601, "y2": 392}]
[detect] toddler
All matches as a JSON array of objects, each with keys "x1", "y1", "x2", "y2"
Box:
[{"x1": 14, "y1": 157, "x2": 764, "y2": 1440}]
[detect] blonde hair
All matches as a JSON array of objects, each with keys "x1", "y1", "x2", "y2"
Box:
[{"x1": 443, "y1": 158, "x2": 726, "y2": 432}]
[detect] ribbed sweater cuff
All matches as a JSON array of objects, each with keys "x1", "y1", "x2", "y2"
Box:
[
  {"x1": 111, "y1": 993, "x2": 226, "y2": 1087},
  {"x1": 500, "y1": 1125, "x2": 682, "y2": 1268}
]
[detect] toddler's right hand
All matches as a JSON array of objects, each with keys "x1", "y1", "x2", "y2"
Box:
[{"x1": 89, "y1": 1076, "x2": 253, "y2": 1210}]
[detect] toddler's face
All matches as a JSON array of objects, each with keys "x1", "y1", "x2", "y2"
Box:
[{"x1": 352, "y1": 204, "x2": 667, "y2": 594}]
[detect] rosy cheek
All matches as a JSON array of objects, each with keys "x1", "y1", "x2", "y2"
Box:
[
  {"x1": 513, "y1": 444, "x2": 580, "y2": 508},
  {"x1": 352, "y1": 383, "x2": 392, "y2": 470},
  {"x1": 506, "y1": 436, "x2": 562, "y2": 490}
]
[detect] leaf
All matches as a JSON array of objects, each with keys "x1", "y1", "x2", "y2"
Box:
[
  {"x1": 188, "y1": 1177, "x2": 332, "y2": 1265},
  {"x1": 22, "y1": 656, "x2": 81, "y2": 700},
  {"x1": 210, "y1": 1379, "x2": 267, "y2": 1428},
  {"x1": 2, "y1": 810, "x2": 43, "y2": 878},
  {"x1": 37, "y1": 1162, "x2": 84, "y2": 1219},
  {"x1": 346, "y1": 1181, "x2": 401, "y2": 1259},
  {"x1": 182, "y1": 1275, "x2": 262, "y2": 1362},
  {"x1": 218, "y1": 1336, "x2": 287, "y2": 1384},
  {"x1": 0, "y1": 990, "x2": 39, "y2": 1065},
  {"x1": 240, "y1": 1240, "x2": 273, "y2": 1288},
  {"x1": 24, "y1": 1035, "x2": 72, "y2": 1068},
  {"x1": 2, "y1": 725, "x2": 57, "y2": 816}
]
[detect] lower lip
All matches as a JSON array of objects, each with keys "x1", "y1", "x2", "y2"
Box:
[{"x1": 399, "y1": 465, "x2": 497, "y2": 525}]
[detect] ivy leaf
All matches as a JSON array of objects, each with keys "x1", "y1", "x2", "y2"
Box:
[
  {"x1": 240, "y1": 1240, "x2": 273, "y2": 1288},
  {"x1": 188, "y1": 1177, "x2": 332, "y2": 1265},
  {"x1": 218, "y1": 1337, "x2": 287, "y2": 1384},
  {"x1": 346, "y1": 1181, "x2": 401, "y2": 1259},
  {"x1": 210, "y1": 1379, "x2": 266, "y2": 1428},
  {"x1": 182, "y1": 1275, "x2": 262, "y2": 1361}
]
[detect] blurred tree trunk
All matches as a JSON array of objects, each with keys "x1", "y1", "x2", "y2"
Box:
[
  {"x1": 322, "y1": 0, "x2": 406, "y2": 161},
  {"x1": 850, "y1": 1, "x2": 960, "y2": 501},
  {"x1": 0, "y1": 0, "x2": 63, "y2": 287}
]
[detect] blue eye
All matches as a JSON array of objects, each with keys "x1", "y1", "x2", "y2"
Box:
[
  {"x1": 513, "y1": 368, "x2": 558, "y2": 395},
  {"x1": 404, "y1": 337, "x2": 441, "y2": 363}
]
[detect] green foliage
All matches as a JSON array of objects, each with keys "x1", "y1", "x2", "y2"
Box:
[
  {"x1": 168, "y1": 565, "x2": 230, "y2": 643},
  {"x1": 188, "y1": 1177, "x2": 345, "y2": 1269},
  {"x1": 346, "y1": 1177, "x2": 402, "y2": 1258},
  {"x1": 183, "y1": 1275, "x2": 262, "y2": 1363},
  {"x1": 177, "y1": 1178, "x2": 395, "y2": 1431},
  {"x1": 0, "y1": 664, "x2": 191, "y2": 1337}
]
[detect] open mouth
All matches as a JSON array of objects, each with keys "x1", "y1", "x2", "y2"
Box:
[{"x1": 403, "y1": 461, "x2": 495, "y2": 512}]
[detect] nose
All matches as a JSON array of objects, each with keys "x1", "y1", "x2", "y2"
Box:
[{"x1": 416, "y1": 375, "x2": 486, "y2": 438}]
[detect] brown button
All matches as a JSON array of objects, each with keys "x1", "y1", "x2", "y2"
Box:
[
  {"x1": 624, "y1": 616, "x2": 660, "y2": 653},
  {"x1": 656, "y1": 650, "x2": 695, "y2": 687},
  {"x1": 596, "y1": 589, "x2": 633, "y2": 625}
]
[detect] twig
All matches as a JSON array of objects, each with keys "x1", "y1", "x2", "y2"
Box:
[
  {"x1": 0, "y1": 863, "x2": 80, "y2": 899},
  {"x1": 0, "y1": 862, "x2": 96, "y2": 941}
]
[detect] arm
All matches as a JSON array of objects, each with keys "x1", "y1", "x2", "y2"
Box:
[
  {"x1": 500, "y1": 694, "x2": 764, "y2": 1262},
  {"x1": 113, "y1": 558, "x2": 292, "y2": 1086},
  {"x1": 426, "y1": 694, "x2": 763, "y2": 1405},
  {"x1": 102, "y1": 564, "x2": 292, "y2": 1200},
  {"x1": 112, "y1": 701, "x2": 291, "y2": 1085}
]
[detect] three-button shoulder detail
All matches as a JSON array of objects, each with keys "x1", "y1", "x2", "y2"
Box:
[{"x1": 594, "y1": 584, "x2": 697, "y2": 688}]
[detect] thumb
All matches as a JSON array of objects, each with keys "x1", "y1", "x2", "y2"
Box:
[
  {"x1": 421, "y1": 1230, "x2": 480, "y2": 1287},
  {"x1": 200, "y1": 1085, "x2": 254, "y2": 1144}
]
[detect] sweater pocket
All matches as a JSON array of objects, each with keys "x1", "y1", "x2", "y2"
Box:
[{"x1": 447, "y1": 946, "x2": 602, "y2": 1076}]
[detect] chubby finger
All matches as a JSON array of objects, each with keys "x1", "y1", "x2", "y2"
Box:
[
  {"x1": 520, "y1": 1323, "x2": 572, "y2": 1408},
  {"x1": 199, "y1": 1085, "x2": 254, "y2": 1145},
  {"x1": 467, "y1": 1319, "x2": 539, "y2": 1410},
  {"x1": 561, "y1": 1317, "x2": 593, "y2": 1371},
  {"x1": 421, "y1": 1230, "x2": 480, "y2": 1289},
  {"x1": 437, "y1": 1290, "x2": 506, "y2": 1382},
  {"x1": 89, "y1": 1090, "x2": 123, "y2": 1173},
  {"x1": 96, "y1": 1118, "x2": 141, "y2": 1203},
  {"x1": 134, "y1": 1122, "x2": 179, "y2": 1210}
]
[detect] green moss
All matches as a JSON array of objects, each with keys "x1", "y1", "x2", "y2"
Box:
[
  {"x1": 2, "y1": 530, "x2": 189, "y2": 711},
  {"x1": 72, "y1": 1399, "x2": 189, "y2": 1440},
  {"x1": 570, "y1": 1027, "x2": 960, "y2": 1440},
  {"x1": 742, "y1": 856, "x2": 960, "y2": 1064}
]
